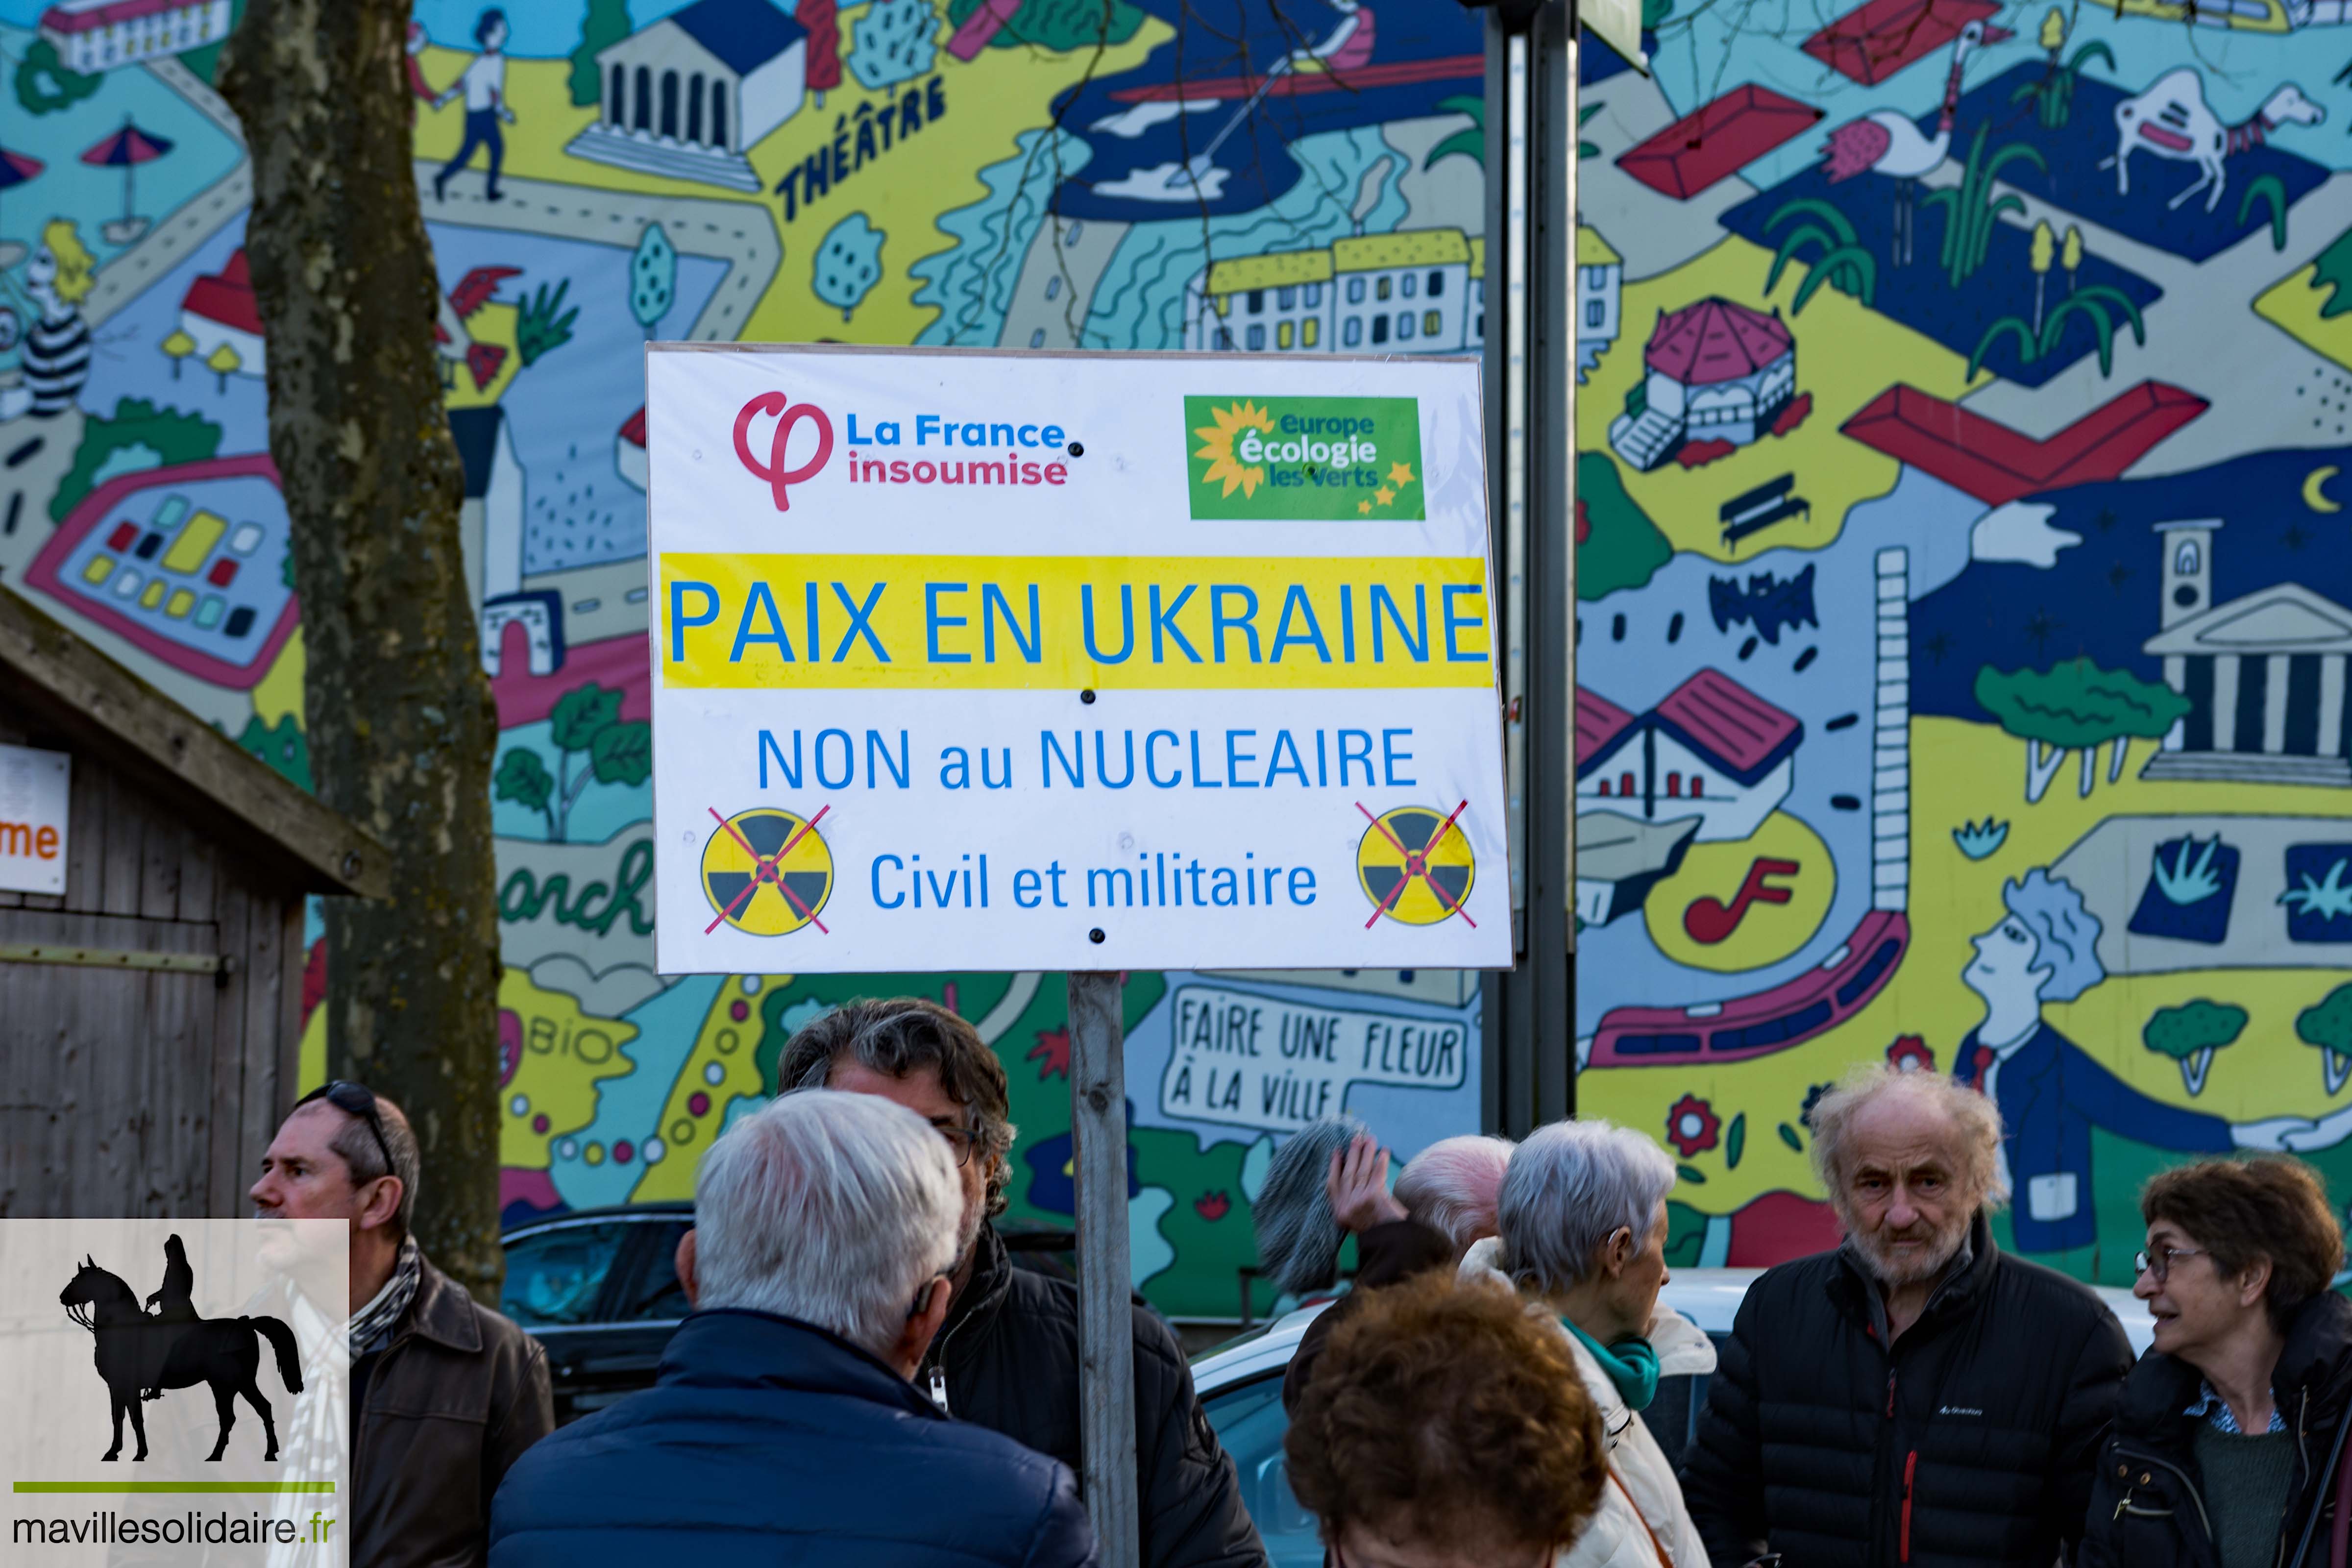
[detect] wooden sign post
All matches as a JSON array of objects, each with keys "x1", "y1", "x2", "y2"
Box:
[{"x1": 1067, "y1": 969, "x2": 1140, "y2": 1568}]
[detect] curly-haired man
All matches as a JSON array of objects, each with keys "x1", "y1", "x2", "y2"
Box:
[{"x1": 778, "y1": 997, "x2": 1267, "y2": 1568}]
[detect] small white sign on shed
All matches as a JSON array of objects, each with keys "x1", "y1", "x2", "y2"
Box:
[{"x1": 0, "y1": 742, "x2": 69, "y2": 895}]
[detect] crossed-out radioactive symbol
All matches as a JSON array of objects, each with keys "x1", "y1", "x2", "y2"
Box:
[
  {"x1": 1354, "y1": 801, "x2": 1476, "y2": 929},
  {"x1": 701, "y1": 805, "x2": 833, "y2": 936}
]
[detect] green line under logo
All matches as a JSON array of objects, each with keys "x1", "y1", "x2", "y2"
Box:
[{"x1": 13, "y1": 1481, "x2": 337, "y2": 1494}]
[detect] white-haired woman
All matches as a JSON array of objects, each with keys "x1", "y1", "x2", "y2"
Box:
[{"x1": 1461, "y1": 1120, "x2": 1712, "y2": 1568}]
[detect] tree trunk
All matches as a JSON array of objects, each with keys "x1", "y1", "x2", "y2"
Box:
[
  {"x1": 2025, "y1": 740, "x2": 2063, "y2": 804},
  {"x1": 221, "y1": 4, "x2": 505, "y2": 1299}
]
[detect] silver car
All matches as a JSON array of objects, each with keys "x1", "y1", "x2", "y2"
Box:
[{"x1": 1191, "y1": 1268, "x2": 2156, "y2": 1567}]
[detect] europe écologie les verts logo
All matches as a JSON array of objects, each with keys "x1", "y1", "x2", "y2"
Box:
[{"x1": 1186, "y1": 395, "x2": 1424, "y2": 521}]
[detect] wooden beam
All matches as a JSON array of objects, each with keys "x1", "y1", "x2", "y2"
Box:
[
  {"x1": 1067, "y1": 970, "x2": 1140, "y2": 1568},
  {"x1": 0, "y1": 588, "x2": 390, "y2": 900},
  {"x1": 0, "y1": 942, "x2": 221, "y2": 974}
]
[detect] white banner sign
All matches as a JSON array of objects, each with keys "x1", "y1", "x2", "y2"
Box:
[
  {"x1": 645, "y1": 345, "x2": 1509, "y2": 973},
  {"x1": 0, "y1": 742, "x2": 70, "y2": 896}
]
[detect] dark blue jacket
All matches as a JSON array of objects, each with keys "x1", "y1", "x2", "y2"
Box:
[
  {"x1": 1955, "y1": 1021, "x2": 2232, "y2": 1252},
  {"x1": 488, "y1": 1308, "x2": 1100, "y2": 1568}
]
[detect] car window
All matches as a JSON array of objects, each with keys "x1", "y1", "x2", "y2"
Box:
[
  {"x1": 614, "y1": 1221, "x2": 693, "y2": 1323},
  {"x1": 1200, "y1": 1373, "x2": 1323, "y2": 1568},
  {"x1": 501, "y1": 1223, "x2": 630, "y2": 1328}
]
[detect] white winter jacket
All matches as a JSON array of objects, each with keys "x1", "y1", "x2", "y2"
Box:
[{"x1": 1460, "y1": 1238, "x2": 1715, "y2": 1568}]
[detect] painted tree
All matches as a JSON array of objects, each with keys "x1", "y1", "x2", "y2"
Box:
[
  {"x1": 220, "y1": 0, "x2": 506, "y2": 1296},
  {"x1": 813, "y1": 212, "x2": 885, "y2": 322},
  {"x1": 161, "y1": 328, "x2": 195, "y2": 378},
  {"x1": 497, "y1": 680, "x2": 652, "y2": 842},
  {"x1": 630, "y1": 220, "x2": 676, "y2": 338},
  {"x1": 850, "y1": 0, "x2": 940, "y2": 91},
  {"x1": 797, "y1": 0, "x2": 841, "y2": 106},
  {"x1": 2298, "y1": 983, "x2": 2352, "y2": 1095},
  {"x1": 1974, "y1": 658, "x2": 2192, "y2": 803},
  {"x1": 2142, "y1": 1000, "x2": 2245, "y2": 1097},
  {"x1": 569, "y1": 0, "x2": 631, "y2": 108},
  {"x1": 2061, "y1": 223, "x2": 2083, "y2": 294}
]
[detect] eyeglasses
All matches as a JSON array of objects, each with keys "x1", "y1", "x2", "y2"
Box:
[
  {"x1": 936, "y1": 1123, "x2": 982, "y2": 1168},
  {"x1": 296, "y1": 1080, "x2": 397, "y2": 1182},
  {"x1": 2134, "y1": 1245, "x2": 2206, "y2": 1284}
]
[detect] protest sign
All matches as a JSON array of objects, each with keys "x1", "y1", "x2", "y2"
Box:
[{"x1": 645, "y1": 345, "x2": 1509, "y2": 974}]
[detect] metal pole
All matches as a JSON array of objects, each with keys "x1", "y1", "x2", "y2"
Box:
[
  {"x1": 1067, "y1": 970, "x2": 1140, "y2": 1568},
  {"x1": 1482, "y1": 0, "x2": 1575, "y2": 1136}
]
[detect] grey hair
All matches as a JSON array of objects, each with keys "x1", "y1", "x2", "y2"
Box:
[
  {"x1": 1254, "y1": 1115, "x2": 1367, "y2": 1296},
  {"x1": 693, "y1": 1089, "x2": 960, "y2": 1358},
  {"x1": 1497, "y1": 1120, "x2": 1677, "y2": 1295},
  {"x1": 1396, "y1": 1135, "x2": 1515, "y2": 1254},
  {"x1": 1808, "y1": 1063, "x2": 2010, "y2": 1209},
  {"x1": 328, "y1": 1093, "x2": 422, "y2": 1239}
]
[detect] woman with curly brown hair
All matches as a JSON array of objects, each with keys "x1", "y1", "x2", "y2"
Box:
[
  {"x1": 2080, "y1": 1156, "x2": 2352, "y2": 1568},
  {"x1": 1286, "y1": 1271, "x2": 1609, "y2": 1568}
]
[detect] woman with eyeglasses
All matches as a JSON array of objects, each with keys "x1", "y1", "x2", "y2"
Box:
[
  {"x1": 2080, "y1": 1156, "x2": 2352, "y2": 1568},
  {"x1": 1286, "y1": 1271, "x2": 1608, "y2": 1568}
]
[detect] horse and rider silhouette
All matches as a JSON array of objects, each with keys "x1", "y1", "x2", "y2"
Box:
[{"x1": 59, "y1": 1236, "x2": 302, "y2": 1463}]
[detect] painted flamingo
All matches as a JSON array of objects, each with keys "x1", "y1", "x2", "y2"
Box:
[{"x1": 1821, "y1": 19, "x2": 2008, "y2": 265}]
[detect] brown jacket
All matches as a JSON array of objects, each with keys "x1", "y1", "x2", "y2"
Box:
[{"x1": 356, "y1": 1256, "x2": 554, "y2": 1568}]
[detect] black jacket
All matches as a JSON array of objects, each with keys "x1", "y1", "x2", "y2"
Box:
[
  {"x1": 1281, "y1": 1219, "x2": 1454, "y2": 1416},
  {"x1": 925, "y1": 1224, "x2": 1268, "y2": 1568},
  {"x1": 1683, "y1": 1211, "x2": 2132, "y2": 1568},
  {"x1": 490, "y1": 1309, "x2": 1097, "y2": 1568},
  {"x1": 2080, "y1": 1292, "x2": 2352, "y2": 1568}
]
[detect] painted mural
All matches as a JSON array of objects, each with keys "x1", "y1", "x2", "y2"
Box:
[
  {"x1": 1576, "y1": 0, "x2": 2352, "y2": 1283},
  {"x1": 0, "y1": 0, "x2": 1493, "y2": 1318}
]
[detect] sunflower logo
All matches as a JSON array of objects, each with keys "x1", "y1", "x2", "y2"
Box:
[{"x1": 1192, "y1": 399, "x2": 1275, "y2": 499}]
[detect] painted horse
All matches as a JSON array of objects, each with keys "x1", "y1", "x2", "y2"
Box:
[{"x1": 60, "y1": 1253, "x2": 302, "y2": 1462}]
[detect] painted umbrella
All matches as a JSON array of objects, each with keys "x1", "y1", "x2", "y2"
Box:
[
  {"x1": 80, "y1": 117, "x2": 174, "y2": 225},
  {"x1": 0, "y1": 146, "x2": 44, "y2": 236}
]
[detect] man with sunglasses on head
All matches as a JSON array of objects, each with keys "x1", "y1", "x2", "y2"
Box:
[
  {"x1": 778, "y1": 997, "x2": 1267, "y2": 1568},
  {"x1": 250, "y1": 1080, "x2": 553, "y2": 1568}
]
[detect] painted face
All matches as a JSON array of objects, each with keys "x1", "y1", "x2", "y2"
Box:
[
  {"x1": 1962, "y1": 914, "x2": 2048, "y2": 1007},
  {"x1": 482, "y1": 15, "x2": 508, "y2": 49},
  {"x1": 2136, "y1": 1219, "x2": 2262, "y2": 1363},
  {"x1": 1838, "y1": 1096, "x2": 1977, "y2": 1286},
  {"x1": 829, "y1": 1060, "x2": 989, "y2": 1267},
  {"x1": 24, "y1": 245, "x2": 57, "y2": 305}
]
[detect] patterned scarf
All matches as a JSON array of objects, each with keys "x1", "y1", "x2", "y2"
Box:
[
  {"x1": 349, "y1": 1237, "x2": 422, "y2": 1357},
  {"x1": 265, "y1": 1240, "x2": 420, "y2": 1568}
]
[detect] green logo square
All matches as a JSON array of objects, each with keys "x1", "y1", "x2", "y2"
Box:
[{"x1": 1184, "y1": 395, "x2": 1425, "y2": 521}]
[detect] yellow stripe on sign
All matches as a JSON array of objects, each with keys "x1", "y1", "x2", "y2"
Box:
[{"x1": 661, "y1": 554, "x2": 1494, "y2": 691}]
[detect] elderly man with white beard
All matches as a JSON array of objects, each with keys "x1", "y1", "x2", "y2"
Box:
[{"x1": 1683, "y1": 1065, "x2": 2132, "y2": 1568}]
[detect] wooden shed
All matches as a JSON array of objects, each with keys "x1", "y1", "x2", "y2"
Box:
[{"x1": 0, "y1": 588, "x2": 388, "y2": 1219}]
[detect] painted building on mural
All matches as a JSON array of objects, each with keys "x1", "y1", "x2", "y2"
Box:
[
  {"x1": 1181, "y1": 228, "x2": 1486, "y2": 355},
  {"x1": 566, "y1": 0, "x2": 809, "y2": 191},
  {"x1": 37, "y1": 0, "x2": 228, "y2": 72}
]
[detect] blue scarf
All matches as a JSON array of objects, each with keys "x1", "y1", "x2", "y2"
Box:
[{"x1": 1564, "y1": 1317, "x2": 1661, "y2": 1412}]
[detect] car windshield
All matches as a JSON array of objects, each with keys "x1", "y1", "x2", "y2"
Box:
[
  {"x1": 501, "y1": 1223, "x2": 627, "y2": 1328},
  {"x1": 1200, "y1": 1373, "x2": 1323, "y2": 1567}
]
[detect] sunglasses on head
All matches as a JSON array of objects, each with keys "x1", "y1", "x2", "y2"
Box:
[{"x1": 296, "y1": 1080, "x2": 396, "y2": 1181}]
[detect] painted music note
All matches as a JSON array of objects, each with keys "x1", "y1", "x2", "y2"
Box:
[{"x1": 1683, "y1": 857, "x2": 1801, "y2": 944}]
